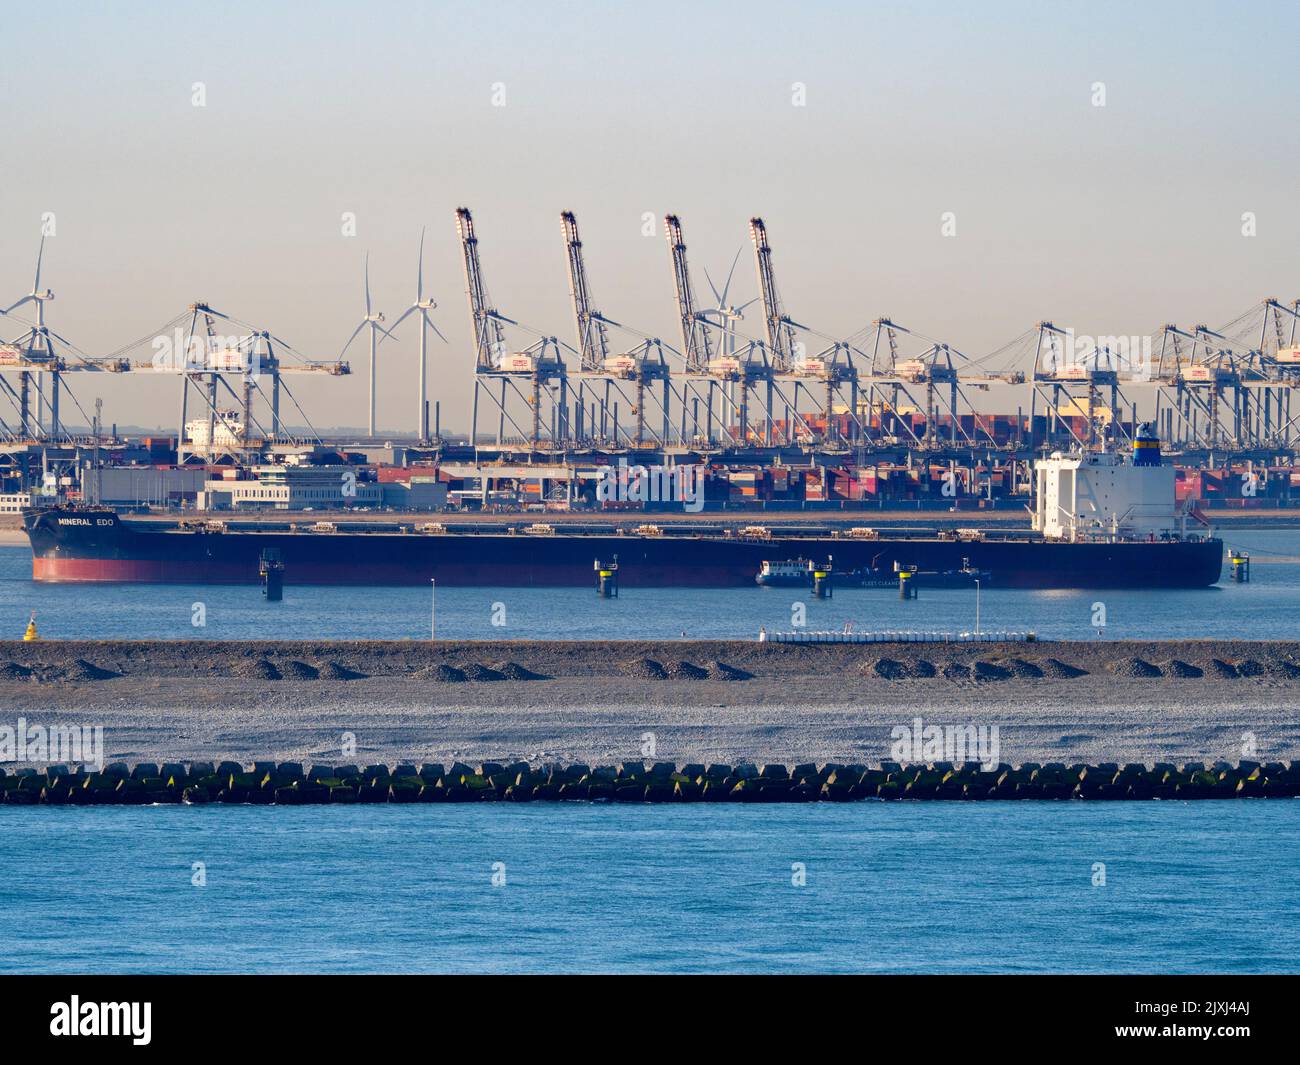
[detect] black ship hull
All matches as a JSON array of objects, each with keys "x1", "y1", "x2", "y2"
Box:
[{"x1": 23, "y1": 509, "x2": 1225, "y2": 589}]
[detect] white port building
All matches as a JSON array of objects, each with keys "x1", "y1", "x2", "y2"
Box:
[
  {"x1": 196, "y1": 464, "x2": 447, "y2": 511},
  {"x1": 198, "y1": 465, "x2": 383, "y2": 511}
]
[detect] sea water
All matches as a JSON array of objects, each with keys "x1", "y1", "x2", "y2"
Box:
[
  {"x1": 1, "y1": 528, "x2": 1297, "y2": 642},
  {"x1": 4, "y1": 531, "x2": 1298, "y2": 975},
  {"x1": 0, "y1": 802, "x2": 1296, "y2": 974}
]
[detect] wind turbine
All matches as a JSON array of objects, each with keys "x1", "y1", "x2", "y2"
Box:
[
  {"x1": 2, "y1": 235, "x2": 77, "y2": 438},
  {"x1": 2, "y1": 235, "x2": 69, "y2": 362},
  {"x1": 701, "y1": 248, "x2": 759, "y2": 362},
  {"x1": 386, "y1": 228, "x2": 448, "y2": 442},
  {"x1": 700, "y1": 249, "x2": 758, "y2": 432},
  {"x1": 339, "y1": 254, "x2": 398, "y2": 437}
]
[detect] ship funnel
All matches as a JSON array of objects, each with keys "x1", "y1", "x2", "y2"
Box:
[{"x1": 1133, "y1": 422, "x2": 1162, "y2": 467}]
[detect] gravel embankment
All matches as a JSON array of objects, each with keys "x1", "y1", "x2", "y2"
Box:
[{"x1": 1, "y1": 639, "x2": 1297, "y2": 769}]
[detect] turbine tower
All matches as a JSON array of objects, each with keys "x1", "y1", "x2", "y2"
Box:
[
  {"x1": 388, "y1": 228, "x2": 448, "y2": 441},
  {"x1": 701, "y1": 250, "x2": 758, "y2": 436},
  {"x1": 339, "y1": 254, "x2": 397, "y2": 437},
  {"x1": 702, "y1": 249, "x2": 759, "y2": 365}
]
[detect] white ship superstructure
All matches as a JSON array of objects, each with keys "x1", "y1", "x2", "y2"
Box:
[{"x1": 1032, "y1": 425, "x2": 1184, "y2": 542}]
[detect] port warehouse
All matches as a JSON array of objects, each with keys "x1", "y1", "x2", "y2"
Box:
[{"x1": 1, "y1": 430, "x2": 1293, "y2": 513}]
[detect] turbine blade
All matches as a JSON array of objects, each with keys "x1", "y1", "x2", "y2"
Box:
[
  {"x1": 703, "y1": 267, "x2": 722, "y2": 307},
  {"x1": 33, "y1": 234, "x2": 45, "y2": 294},
  {"x1": 339, "y1": 320, "x2": 366, "y2": 358},
  {"x1": 417, "y1": 226, "x2": 426, "y2": 301},
  {"x1": 364, "y1": 253, "x2": 372, "y2": 315},
  {"x1": 431, "y1": 321, "x2": 450, "y2": 344},
  {"x1": 388, "y1": 306, "x2": 418, "y2": 334},
  {"x1": 721, "y1": 247, "x2": 742, "y2": 306}
]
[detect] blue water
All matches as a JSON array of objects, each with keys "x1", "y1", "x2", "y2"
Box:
[
  {"x1": 6, "y1": 532, "x2": 1298, "y2": 975},
  {"x1": 2, "y1": 529, "x2": 1297, "y2": 641},
  {"x1": 0, "y1": 803, "x2": 1295, "y2": 974}
]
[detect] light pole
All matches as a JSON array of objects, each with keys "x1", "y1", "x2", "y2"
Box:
[
  {"x1": 974, "y1": 578, "x2": 981, "y2": 635},
  {"x1": 430, "y1": 578, "x2": 436, "y2": 641}
]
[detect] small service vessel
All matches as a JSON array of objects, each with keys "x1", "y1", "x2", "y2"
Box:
[{"x1": 755, "y1": 559, "x2": 814, "y2": 587}]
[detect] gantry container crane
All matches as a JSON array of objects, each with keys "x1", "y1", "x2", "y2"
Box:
[
  {"x1": 457, "y1": 207, "x2": 568, "y2": 449},
  {"x1": 665, "y1": 213, "x2": 771, "y2": 447},
  {"x1": 559, "y1": 210, "x2": 670, "y2": 448}
]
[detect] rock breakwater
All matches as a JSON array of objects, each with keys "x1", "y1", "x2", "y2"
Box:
[{"x1": 3, "y1": 759, "x2": 1296, "y2": 805}]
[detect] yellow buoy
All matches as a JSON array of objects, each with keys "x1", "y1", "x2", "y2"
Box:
[{"x1": 23, "y1": 611, "x2": 38, "y2": 641}]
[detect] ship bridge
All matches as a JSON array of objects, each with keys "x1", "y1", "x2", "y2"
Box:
[{"x1": 1032, "y1": 443, "x2": 1184, "y2": 543}]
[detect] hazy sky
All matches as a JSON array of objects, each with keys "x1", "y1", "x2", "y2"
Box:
[{"x1": 2, "y1": 0, "x2": 1295, "y2": 433}]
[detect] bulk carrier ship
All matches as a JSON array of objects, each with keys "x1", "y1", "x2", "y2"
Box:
[{"x1": 24, "y1": 430, "x2": 1223, "y2": 589}]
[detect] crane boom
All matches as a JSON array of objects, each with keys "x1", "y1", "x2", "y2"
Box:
[
  {"x1": 749, "y1": 217, "x2": 796, "y2": 372},
  {"x1": 560, "y1": 211, "x2": 610, "y2": 372},
  {"x1": 455, "y1": 207, "x2": 505, "y2": 370},
  {"x1": 664, "y1": 214, "x2": 713, "y2": 372}
]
